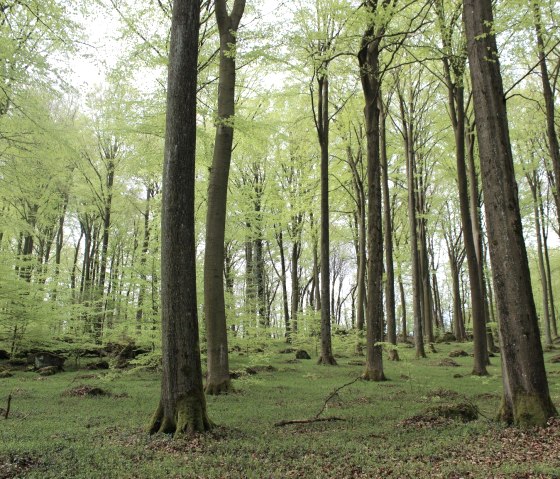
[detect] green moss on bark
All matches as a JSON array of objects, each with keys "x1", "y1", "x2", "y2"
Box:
[
  {"x1": 148, "y1": 394, "x2": 213, "y2": 437},
  {"x1": 498, "y1": 393, "x2": 557, "y2": 428},
  {"x1": 205, "y1": 378, "x2": 232, "y2": 396},
  {"x1": 362, "y1": 368, "x2": 386, "y2": 381}
]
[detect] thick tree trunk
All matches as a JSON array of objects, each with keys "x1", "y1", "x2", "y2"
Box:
[
  {"x1": 464, "y1": 0, "x2": 557, "y2": 426},
  {"x1": 203, "y1": 0, "x2": 245, "y2": 395},
  {"x1": 359, "y1": 6, "x2": 386, "y2": 379},
  {"x1": 149, "y1": 0, "x2": 211, "y2": 436}
]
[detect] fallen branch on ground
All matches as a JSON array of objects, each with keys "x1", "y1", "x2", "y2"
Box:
[
  {"x1": 274, "y1": 376, "x2": 362, "y2": 427},
  {"x1": 274, "y1": 416, "x2": 345, "y2": 427}
]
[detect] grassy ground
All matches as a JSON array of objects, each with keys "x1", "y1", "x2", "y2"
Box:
[{"x1": 1, "y1": 337, "x2": 560, "y2": 478}]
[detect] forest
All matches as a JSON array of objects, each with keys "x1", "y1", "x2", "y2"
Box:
[{"x1": 1, "y1": 0, "x2": 560, "y2": 477}]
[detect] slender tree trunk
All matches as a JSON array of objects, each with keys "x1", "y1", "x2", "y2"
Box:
[
  {"x1": 203, "y1": 0, "x2": 245, "y2": 394},
  {"x1": 527, "y1": 172, "x2": 552, "y2": 347},
  {"x1": 464, "y1": 0, "x2": 557, "y2": 426},
  {"x1": 290, "y1": 240, "x2": 300, "y2": 334},
  {"x1": 149, "y1": 0, "x2": 211, "y2": 436},
  {"x1": 380, "y1": 99, "x2": 398, "y2": 361},
  {"x1": 398, "y1": 274, "x2": 407, "y2": 342},
  {"x1": 317, "y1": 74, "x2": 336, "y2": 365},
  {"x1": 276, "y1": 229, "x2": 291, "y2": 341},
  {"x1": 398, "y1": 90, "x2": 426, "y2": 359},
  {"x1": 533, "y1": 1, "x2": 560, "y2": 232}
]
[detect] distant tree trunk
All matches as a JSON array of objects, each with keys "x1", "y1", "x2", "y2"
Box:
[
  {"x1": 464, "y1": 0, "x2": 557, "y2": 426},
  {"x1": 346, "y1": 143, "x2": 367, "y2": 332},
  {"x1": 203, "y1": 0, "x2": 245, "y2": 395},
  {"x1": 466, "y1": 122, "x2": 496, "y2": 353},
  {"x1": 533, "y1": 1, "x2": 560, "y2": 231},
  {"x1": 276, "y1": 229, "x2": 291, "y2": 341},
  {"x1": 136, "y1": 184, "x2": 153, "y2": 333},
  {"x1": 541, "y1": 204, "x2": 558, "y2": 338},
  {"x1": 380, "y1": 98, "x2": 398, "y2": 361},
  {"x1": 149, "y1": 0, "x2": 211, "y2": 436},
  {"x1": 527, "y1": 171, "x2": 552, "y2": 347},
  {"x1": 316, "y1": 73, "x2": 336, "y2": 366},
  {"x1": 398, "y1": 88, "x2": 426, "y2": 359},
  {"x1": 398, "y1": 274, "x2": 407, "y2": 341},
  {"x1": 290, "y1": 237, "x2": 301, "y2": 334}
]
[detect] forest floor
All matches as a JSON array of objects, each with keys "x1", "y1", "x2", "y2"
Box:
[{"x1": 1, "y1": 337, "x2": 560, "y2": 478}]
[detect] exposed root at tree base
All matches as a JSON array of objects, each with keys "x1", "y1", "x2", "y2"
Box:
[{"x1": 204, "y1": 379, "x2": 232, "y2": 396}]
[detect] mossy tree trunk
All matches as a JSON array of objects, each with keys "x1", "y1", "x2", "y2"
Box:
[
  {"x1": 464, "y1": 0, "x2": 557, "y2": 427},
  {"x1": 149, "y1": 0, "x2": 212, "y2": 436}
]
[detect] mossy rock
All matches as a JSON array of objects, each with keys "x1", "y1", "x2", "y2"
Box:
[
  {"x1": 449, "y1": 350, "x2": 469, "y2": 358},
  {"x1": 85, "y1": 360, "x2": 110, "y2": 370},
  {"x1": 63, "y1": 385, "x2": 110, "y2": 397},
  {"x1": 429, "y1": 402, "x2": 478, "y2": 422},
  {"x1": 279, "y1": 348, "x2": 297, "y2": 354},
  {"x1": 295, "y1": 350, "x2": 311, "y2": 360},
  {"x1": 437, "y1": 358, "x2": 460, "y2": 367},
  {"x1": 37, "y1": 366, "x2": 59, "y2": 376}
]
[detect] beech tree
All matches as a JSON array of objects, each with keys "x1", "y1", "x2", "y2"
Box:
[
  {"x1": 149, "y1": 0, "x2": 212, "y2": 435},
  {"x1": 204, "y1": 0, "x2": 246, "y2": 395},
  {"x1": 463, "y1": 0, "x2": 557, "y2": 426}
]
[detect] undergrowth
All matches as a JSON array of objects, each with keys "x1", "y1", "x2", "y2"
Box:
[{"x1": 1, "y1": 338, "x2": 559, "y2": 478}]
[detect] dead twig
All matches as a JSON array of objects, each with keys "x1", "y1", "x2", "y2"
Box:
[
  {"x1": 274, "y1": 416, "x2": 345, "y2": 427},
  {"x1": 4, "y1": 394, "x2": 11, "y2": 419},
  {"x1": 274, "y1": 376, "x2": 362, "y2": 427},
  {"x1": 314, "y1": 376, "x2": 362, "y2": 419}
]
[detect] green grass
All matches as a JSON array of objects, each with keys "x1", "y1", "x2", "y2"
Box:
[{"x1": 1, "y1": 338, "x2": 560, "y2": 478}]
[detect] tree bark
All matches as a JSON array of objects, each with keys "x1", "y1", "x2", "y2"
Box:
[
  {"x1": 358, "y1": 0, "x2": 387, "y2": 379},
  {"x1": 203, "y1": 0, "x2": 245, "y2": 395},
  {"x1": 380, "y1": 98, "x2": 398, "y2": 361},
  {"x1": 149, "y1": 0, "x2": 212, "y2": 436},
  {"x1": 317, "y1": 74, "x2": 336, "y2": 365},
  {"x1": 464, "y1": 0, "x2": 557, "y2": 426}
]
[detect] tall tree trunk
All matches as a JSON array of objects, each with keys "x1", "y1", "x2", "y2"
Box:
[
  {"x1": 316, "y1": 74, "x2": 336, "y2": 365},
  {"x1": 380, "y1": 98, "x2": 398, "y2": 361},
  {"x1": 149, "y1": 0, "x2": 211, "y2": 436},
  {"x1": 464, "y1": 0, "x2": 557, "y2": 426},
  {"x1": 290, "y1": 239, "x2": 300, "y2": 334},
  {"x1": 398, "y1": 89, "x2": 426, "y2": 359},
  {"x1": 533, "y1": 1, "x2": 560, "y2": 231},
  {"x1": 203, "y1": 0, "x2": 245, "y2": 395},
  {"x1": 136, "y1": 185, "x2": 153, "y2": 333},
  {"x1": 358, "y1": 1, "x2": 388, "y2": 379},
  {"x1": 527, "y1": 172, "x2": 552, "y2": 347},
  {"x1": 398, "y1": 274, "x2": 407, "y2": 342},
  {"x1": 276, "y1": 229, "x2": 291, "y2": 341},
  {"x1": 453, "y1": 87, "x2": 488, "y2": 374}
]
